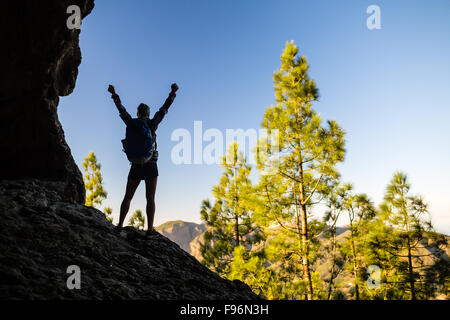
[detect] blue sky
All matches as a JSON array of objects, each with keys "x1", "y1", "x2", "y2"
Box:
[{"x1": 59, "y1": 0, "x2": 450, "y2": 233}]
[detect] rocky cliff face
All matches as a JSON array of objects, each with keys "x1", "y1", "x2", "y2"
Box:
[
  {"x1": 0, "y1": 180, "x2": 258, "y2": 299},
  {"x1": 0, "y1": 0, "x2": 95, "y2": 204}
]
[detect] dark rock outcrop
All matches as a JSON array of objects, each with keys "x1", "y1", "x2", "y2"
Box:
[
  {"x1": 0, "y1": 180, "x2": 259, "y2": 299},
  {"x1": 0, "y1": 0, "x2": 95, "y2": 204}
]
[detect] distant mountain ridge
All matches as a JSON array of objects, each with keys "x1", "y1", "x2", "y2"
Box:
[
  {"x1": 155, "y1": 220, "x2": 353, "y2": 260},
  {"x1": 155, "y1": 220, "x2": 206, "y2": 254},
  {"x1": 156, "y1": 220, "x2": 449, "y2": 259}
]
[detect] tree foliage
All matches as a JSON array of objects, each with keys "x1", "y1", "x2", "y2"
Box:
[
  {"x1": 254, "y1": 40, "x2": 345, "y2": 299},
  {"x1": 103, "y1": 206, "x2": 113, "y2": 223},
  {"x1": 200, "y1": 142, "x2": 264, "y2": 276},
  {"x1": 83, "y1": 151, "x2": 107, "y2": 208},
  {"x1": 129, "y1": 209, "x2": 146, "y2": 230},
  {"x1": 364, "y1": 172, "x2": 447, "y2": 299},
  {"x1": 198, "y1": 42, "x2": 448, "y2": 300}
]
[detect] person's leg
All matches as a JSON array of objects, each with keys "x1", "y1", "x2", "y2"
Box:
[
  {"x1": 145, "y1": 177, "x2": 158, "y2": 233},
  {"x1": 118, "y1": 178, "x2": 141, "y2": 228}
]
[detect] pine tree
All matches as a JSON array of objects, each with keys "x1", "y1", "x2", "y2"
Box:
[
  {"x1": 103, "y1": 206, "x2": 113, "y2": 223},
  {"x1": 228, "y1": 246, "x2": 282, "y2": 299},
  {"x1": 367, "y1": 172, "x2": 447, "y2": 299},
  {"x1": 83, "y1": 151, "x2": 107, "y2": 208},
  {"x1": 323, "y1": 224, "x2": 344, "y2": 300},
  {"x1": 129, "y1": 209, "x2": 145, "y2": 230},
  {"x1": 422, "y1": 254, "x2": 450, "y2": 299},
  {"x1": 328, "y1": 183, "x2": 375, "y2": 299},
  {"x1": 363, "y1": 215, "x2": 405, "y2": 299},
  {"x1": 323, "y1": 187, "x2": 346, "y2": 300},
  {"x1": 255, "y1": 41, "x2": 346, "y2": 299},
  {"x1": 200, "y1": 142, "x2": 264, "y2": 276}
]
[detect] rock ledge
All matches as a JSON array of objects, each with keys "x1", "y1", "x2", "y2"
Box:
[{"x1": 0, "y1": 180, "x2": 259, "y2": 300}]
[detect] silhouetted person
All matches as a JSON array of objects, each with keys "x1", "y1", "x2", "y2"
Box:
[{"x1": 108, "y1": 83, "x2": 178, "y2": 236}]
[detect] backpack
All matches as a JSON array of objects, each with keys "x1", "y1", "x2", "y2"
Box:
[{"x1": 121, "y1": 118, "x2": 155, "y2": 165}]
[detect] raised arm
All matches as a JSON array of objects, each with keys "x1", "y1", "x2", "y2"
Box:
[
  {"x1": 108, "y1": 84, "x2": 132, "y2": 124},
  {"x1": 151, "y1": 83, "x2": 179, "y2": 128}
]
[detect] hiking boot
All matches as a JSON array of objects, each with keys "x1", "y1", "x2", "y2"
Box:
[{"x1": 145, "y1": 228, "x2": 157, "y2": 238}]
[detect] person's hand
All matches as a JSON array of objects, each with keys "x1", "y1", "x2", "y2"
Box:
[
  {"x1": 171, "y1": 83, "x2": 179, "y2": 93},
  {"x1": 108, "y1": 85, "x2": 116, "y2": 95}
]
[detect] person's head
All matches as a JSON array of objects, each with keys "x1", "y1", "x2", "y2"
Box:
[{"x1": 137, "y1": 103, "x2": 150, "y2": 118}]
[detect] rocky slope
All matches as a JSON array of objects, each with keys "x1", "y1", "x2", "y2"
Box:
[{"x1": 0, "y1": 180, "x2": 259, "y2": 299}]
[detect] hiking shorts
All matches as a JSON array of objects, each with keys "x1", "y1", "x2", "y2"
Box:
[{"x1": 128, "y1": 161, "x2": 158, "y2": 180}]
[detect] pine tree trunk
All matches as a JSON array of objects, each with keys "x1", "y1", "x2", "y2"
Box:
[
  {"x1": 402, "y1": 194, "x2": 416, "y2": 300},
  {"x1": 233, "y1": 164, "x2": 239, "y2": 247},
  {"x1": 300, "y1": 203, "x2": 313, "y2": 300},
  {"x1": 298, "y1": 163, "x2": 313, "y2": 300},
  {"x1": 349, "y1": 221, "x2": 360, "y2": 300},
  {"x1": 294, "y1": 104, "x2": 313, "y2": 300},
  {"x1": 294, "y1": 193, "x2": 306, "y2": 299},
  {"x1": 406, "y1": 237, "x2": 416, "y2": 300},
  {"x1": 235, "y1": 214, "x2": 240, "y2": 247},
  {"x1": 327, "y1": 228, "x2": 337, "y2": 300}
]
